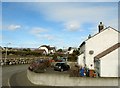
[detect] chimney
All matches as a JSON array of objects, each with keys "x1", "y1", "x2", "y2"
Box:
[
  {"x1": 98, "y1": 22, "x2": 104, "y2": 33},
  {"x1": 88, "y1": 34, "x2": 91, "y2": 39}
]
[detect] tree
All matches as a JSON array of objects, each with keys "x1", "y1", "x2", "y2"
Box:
[
  {"x1": 27, "y1": 48, "x2": 31, "y2": 52},
  {"x1": 68, "y1": 47, "x2": 72, "y2": 51},
  {"x1": 23, "y1": 48, "x2": 31, "y2": 52},
  {"x1": 52, "y1": 54, "x2": 58, "y2": 61},
  {"x1": 67, "y1": 49, "x2": 80, "y2": 62},
  {"x1": 73, "y1": 50, "x2": 80, "y2": 55},
  {"x1": 68, "y1": 54, "x2": 77, "y2": 62},
  {"x1": 57, "y1": 49, "x2": 63, "y2": 52}
]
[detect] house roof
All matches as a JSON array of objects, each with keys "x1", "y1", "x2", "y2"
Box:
[
  {"x1": 40, "y1": 45, "x2": 56, "y2": 50},
  {"x1": 85, "y1": 26, "x2": 119, "y2": 41},
  {"x1": 79, "y1": 26, "x2": 119, "y2": 48},
  {"x1": 50, "y1": 47, "x2": 56, "y2": 50},
  {"x1": 94, "y1": 43, "x2": 120, "y2": 59},
  {"x1": 79, "y1": 41, "x2": 85, "y2": 48},
  {"x1": 40, "y1": 45, "x2": 51, "y2": 50},
  {"x1": 34, "y1": 49, "x2": 46, "y2": 53}
]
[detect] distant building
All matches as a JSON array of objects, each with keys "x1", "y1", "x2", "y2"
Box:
[
  {"x1": 67, "y1": 47, "x2": 77, "y2": 54},
  {"x1": 34, "y1": 49, "x2": 47, "y2": 55},
  {"x1": 48, "y1": 46, "x2": 55, "y2": 54},
  {"x1": 39, "y1": 45, "x2": 56, "y2": 54},
  {"x1": 77, "y1": 22, "x2": 119, "y2": 77}
]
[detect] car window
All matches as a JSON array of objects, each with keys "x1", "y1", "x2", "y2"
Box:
[
  {"x1": 63, "y1": 63, "x2": 67, "y2": 66},
  {"x1": 56, "y1": 63, "x2": 67, "y2": 66},
  {"x1": 56, "y1": 63, "x2": 61, "y2": 66}
]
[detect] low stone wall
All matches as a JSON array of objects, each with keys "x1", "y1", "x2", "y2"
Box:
[
  {"x1": 27, "y1": 70, "x2": 118, "y2": 86},
  {"x1": 0, "y1": 57, "x2": 33, "y2": 66}
]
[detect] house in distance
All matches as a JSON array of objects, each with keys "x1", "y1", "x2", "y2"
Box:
[{"x1": 39, "y1": 45, "x2": 56, "y2": 55}]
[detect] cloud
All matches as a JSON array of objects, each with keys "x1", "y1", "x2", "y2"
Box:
[
  {"x1": 30, "y1": 27, "x2": 54, "y2": 40},
  {"x1": 7, "y1": 24, "x2": 21, "y2": 30},
  {"x1": 64, "y1": 21, "x2": 81, "y2": 32},
  {"x1": 29, "y1": 2, "x2": 118, "y2": 31},
  {"x1": 36, "y1": 34, "x2": 55, "y2": 40},
  {"x1": 30, "y1": 27, "x2": 47, "y2": 35},
  {"x1": 42, "y1": 34, "x2": 54, "y2": 40}
]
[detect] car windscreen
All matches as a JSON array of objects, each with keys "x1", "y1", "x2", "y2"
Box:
[
  {"x1": 55, "y1": 63, "x2": 66, "y2": 66},
  {"x1": 55, "y1": 63, "x2": 61, "y2": 66}
]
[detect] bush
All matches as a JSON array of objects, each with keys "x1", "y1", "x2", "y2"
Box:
[
  {"x1": 68, "y1": 54, "x2": 77, "y2": 62},
  {"x1": 69, "y1": 65, "x2": 79, "y2": 77}
]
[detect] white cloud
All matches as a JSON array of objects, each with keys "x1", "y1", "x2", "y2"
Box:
[
  {"x1": 42, "y1": 34, "x2": 54, "y2": 40},
  {"x1": 30, "y1": 27, "x2": 47, "y2": 35},
  {"x1": 64, "y1": 21, "x2": 81, "y2": 31},
  {"x1": 36, "y1": 34, "x2": 55, "y2": 40},
  {"x1": 30, "y1": 27, "x2": 55, "y2": 40},
  {"x1": 27, "y1": 1, "x2": 118, "y2": 47},
  {"x1": 30, "y1": 3, "x2": 118, "y2": 31},
  {"x1": 7, "y1": 24, "x2": 21, "y2": 30}
]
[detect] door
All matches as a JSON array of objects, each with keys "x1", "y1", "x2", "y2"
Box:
[{"x1": 94, "y1": 59, "x2": 100, "y2": 77}]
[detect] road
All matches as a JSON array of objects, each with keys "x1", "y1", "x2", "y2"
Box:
[
  {"x1": 2, "y1": 64, "x2": 33, "y2": 87},
  {"x1": 1, "y1": 65, "x2": 119, "y2": 88}
]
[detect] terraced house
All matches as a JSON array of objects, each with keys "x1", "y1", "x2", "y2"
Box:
[{"x1": 77, "y1": 22, "x2": 120, "y2": 77}]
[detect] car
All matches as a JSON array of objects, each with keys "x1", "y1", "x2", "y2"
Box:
[
  {"x1": 28, "y1": 59, "x2": 49, "y2": 73},
  {"x1": 54, "y1": 62, "x2": 70, "y2": 72}
]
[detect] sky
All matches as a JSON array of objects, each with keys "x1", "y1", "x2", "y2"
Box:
[{"x1": 1, "y1": 2, "x2": 118, "y2": 49}]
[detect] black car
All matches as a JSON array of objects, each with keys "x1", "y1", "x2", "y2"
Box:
[{"x1": 54, "y1": 62, "x2": 70, "y2": 72}]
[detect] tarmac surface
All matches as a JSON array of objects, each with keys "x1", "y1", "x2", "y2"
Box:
[{"x1": 1, "y1": 64, "x2": 120, "y2": 88}]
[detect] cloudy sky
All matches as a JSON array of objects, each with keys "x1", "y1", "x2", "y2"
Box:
[{"x1": 2, "y1": 2, "x2": 118, "y2": 49}]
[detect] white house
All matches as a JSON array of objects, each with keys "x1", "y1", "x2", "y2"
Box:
[
  {"x1": 34, "y1": 49, "x2": 47, "y2": 55},
  {"x1": 67, "y1": 47, "x2": 77, "y2": 54},
  {"x1": 39, "y1": 45, "x2": 49, "y2": 54},
  {"x1": 77, "y1": 22, "x2": 120, "y2": 77},
  {"x1": 49, "y1": 46, "x2": 56, "y2": 54},
  {"x1": 39, "y1": 45, "x2": 56, "y2": 54},
  {"x1": 94, "y1": 43, "x2": 119, "y2": 77}
]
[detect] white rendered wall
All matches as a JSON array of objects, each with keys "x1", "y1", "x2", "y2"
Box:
[
  {"x1": 39, "y1": 47, "x2": 49, "y2": 54},
  {"x1": 85, "y1": 28, "x2": 118, "y2": 69},
  {"x1": 100, "y1": 48, "x2": 118, "y2": 77},
  {"x1": 69, "y1": 49, "x2": 74, "y2": 54},
  {"x1": 50, "y1": 50, "x2": 54, "y2": 53},
  {"x1": 77, "y1": 53, "x2": 84, "y2": 67}
]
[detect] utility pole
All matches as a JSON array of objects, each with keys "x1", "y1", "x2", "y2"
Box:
[{"x1": 5, "y1": 43, "x2": 11, "y2": 65}]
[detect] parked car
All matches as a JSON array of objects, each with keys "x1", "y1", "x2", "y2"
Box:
[
  {"x1": 28, "y1": 59, "x2": 50, "y2": 73},
  {"x1": 54, "y1": 62, "x2": 70, "y2": 72}
]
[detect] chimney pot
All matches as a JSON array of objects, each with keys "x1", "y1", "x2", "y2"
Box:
[{"x1": 98, "y1": 22, "x2": 104, "y2": 32}]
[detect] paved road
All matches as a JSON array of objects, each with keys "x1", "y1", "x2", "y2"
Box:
[
  {"x1": 2, "y1": 64, "x2": 29, "y2": 87},
  {"x1": 4, "y1": 69, "x2": 119, "y2": 88},
  {"x1": 1, "y1": 65, "x2": 119, "y2": 88}
]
